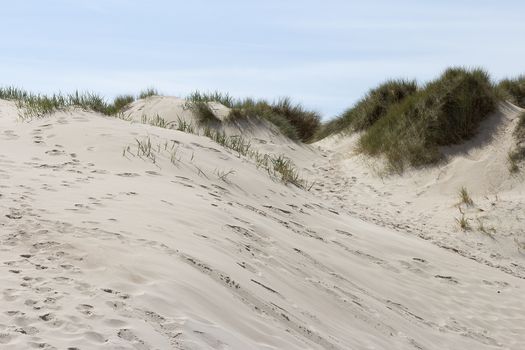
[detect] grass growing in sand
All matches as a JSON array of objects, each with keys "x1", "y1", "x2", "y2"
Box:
[
  {"x1": 315, "y1": 67, "x2": 498, "y2": 172},
  {"x1": 184, "y1": 91, "x2": 321, "y2": 142},
  {"x1": 132, "y1": 114, "x2": 310, "y2": 188},
  {"x1": 458, "y1": 186, "x2": 474, "y2": 206},
  {"x1": 456, "y1": 213, "x2": 471, "y2": 231},
  {"x1": 359, "y1": 68, "x2": 497, "y2": 172},
  {"x1": 507, "y1": 112, "x2": 525, "y2": 173},
  {"x1": 314, "y1": 79, "x2": 417, "y2": 140},
  {"x1": 138, "y1": 88, "x2": 160, "y2": 99},
  {"x1": 497, "y1": 76, "x2": 525, "y2": 108},
  {"x1": 0, "y1": 87, "x2": 144, "y2": 119}
]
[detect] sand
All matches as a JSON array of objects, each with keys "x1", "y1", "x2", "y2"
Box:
[{"x1": 0, "y1": 97, "x2": 524, "y2": 349}]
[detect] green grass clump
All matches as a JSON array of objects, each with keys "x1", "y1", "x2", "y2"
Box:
[
  {"x1": 227, "y1": 97, "x2": 320, "y2": 142},
  {"x1": 227, "y1": 98, "x2": 299, "y2": 140},
  {"x1": 315, "y1": 79, "x2": 417, "y2": 140},
  {"x1": 108, "y1": 94, "x2": 135, "y2": 114},
  {"x1": 184, "y1": 91, "x2": 321, "y2": 142},
  {"x1": 183, "y1": 91, "x2": 227, "y2": 124},
  {"x1": 0, "y1": 87, "x2": 111, "y2": 118},
  {"x1": 497, "y1": 76, "x2": 525, "y2": 108},
  {"x1": 358, "y1": 67, "x2": 498, "y2": 171},
  {"x1": 186, "y1": 90, "x2": 234, "y2": 108},
  {"x1": 508, "y1": 111, "x2": 525, "y2": 172},
  {"x1": 138, "y1": 88, "x2": 159, "y2": 99},
  {"x1": 0, "y1": 87, "x2": 141, "y2": 118},
  {"x1": 515, "y1": 111, "x2": 525, "y2": 140},
  {"x1": 269, "y1": 97, "x2": 321, "y2": 142},
  {"x1": 458, "y1": 186, "x2": 474, "y2": 206},
  {"x1": 456, "y1": 213, "x2": 471, "y2": 231}
]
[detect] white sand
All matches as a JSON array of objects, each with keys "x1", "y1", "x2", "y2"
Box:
[{"x1": 1, "y1": 98, "x2": 524, "y2": 349}]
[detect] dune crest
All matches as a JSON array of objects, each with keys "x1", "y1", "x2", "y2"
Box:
[{"x1": 1, "y1": 97, "x2": 524, "y2": 349}]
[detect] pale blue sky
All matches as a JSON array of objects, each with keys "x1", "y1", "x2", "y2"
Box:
[{"x1": 1, "y1": 0, "x2": 523, "y2": 119}]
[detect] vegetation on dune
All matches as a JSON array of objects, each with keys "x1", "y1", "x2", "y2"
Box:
[
  {"x1": 515, "y1": 111, "x2": 525, "y2": 140},
  {"x1": 360, "y1": 68, "x2": 497, "y2": 171},
  {"x1": 508, "y1": 111, "x2": 525, "y2": 173},
  {"x1": 268, "y1": 97, "x2": 321, "y2": 142},
  {"x1": 458, "y1": 186, "x2": 474, "y2": 206},
  {"x1": 314, "y1": 79, "x2": 417, "y2": 140},
  {"x1": 227, "y1": 98, "x2": 299, "y2": 140},
  {"x1": 228, "y1": 97, "x2": 321, "y2": 142},
  {"x1": 313, "y1": 68, "x2": 496, "y2": 172},
  {"x1": 186, "y1": 90, "x2": 235, "y2": 108},
  {"x1": 0, "y1": 85, "x2": 319, "y2": 142},
  {"x1": 497, "y1": 76, "x2": 525, "y2": 108},
  {"x1": 132, "y1": 113, "x2": 310, "y2": 188},
  {"x1": 107, "y1": 94, "x2": 136, "y2": 114},
  {"x1": 184, "y1": 91, "x2": 321, "y2": 142},
  {"x1": 0, "y1": 87, "x2": 142, "y2": 118},
  {"x1": 138, "y1": 87, "x2": 160, "y2": 100}
]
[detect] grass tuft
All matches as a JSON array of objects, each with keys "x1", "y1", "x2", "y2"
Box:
[
  {"x1": 138, "y1": 88, "x2": 159, "y2": 99},
  {"x1": 184, "y1": 91, "x2": 226, "y2": 124},
  {"x1": 108, "y1": 94, "x2": 135, "y2": 114},
  {"x1": 357, "y1": 67, "x2": 497, "y2": 171},
  {"x1": 0, "y1": 87, "x2": 143, "y2": 118},
  {"x1": 507, "y1": 112, "x2": 525, "y2": 173},
  {"x1": 456, "y1": 213, "x2": 471, "y2": 231},
  {"x1": 186, "y1": 90, "x2": 234, "y2": 108},
  {"x1": 227, "y1": 97, "x2": 320, "y2": 142},
  {"x1": 497, "y1": 76, "x2": 525, "y2": 108},
  {"x1": 315, "y1": 79, "x2": 417, "y2": 140},
  {"x1": 458, "y1": 186, "x2": 474, "y2": 206}
]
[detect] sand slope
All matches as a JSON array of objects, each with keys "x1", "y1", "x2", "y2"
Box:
[
  {"x1": 313, "y1": 101, "x2": 525, "y2": 279},
  {"x1": 1, "y1": 99, "x2": 524, "y2": 349}
]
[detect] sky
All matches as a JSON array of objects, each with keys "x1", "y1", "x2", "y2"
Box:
[{"x1": 0, "y1": 0, "x2": 524, "y2": 119}]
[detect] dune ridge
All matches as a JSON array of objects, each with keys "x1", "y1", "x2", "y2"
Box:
[{"x1": 0, "y1": 96, "x2": 524, "y2": 349}]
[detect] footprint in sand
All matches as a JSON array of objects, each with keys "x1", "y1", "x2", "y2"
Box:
[{"x1": 116, "y1": 172, "x2": 140, "y2": 177}]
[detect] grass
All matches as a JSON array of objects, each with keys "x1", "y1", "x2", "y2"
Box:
[
  {"x1": 508, "y1": 151, "x2": 521, "y2": 173},
  {"x1": 458, "y1": 186, "x2": 474, "y2": 206},
  {"x1": 215, "y1": 169, "x2": 236, "y2": 183},
  {"x1": 138, "y1": 88, "x2": 159, "y2": 99},
  {"x1": 456, "y1": 213, "x2": 471, "y2": 231},
  {"x1": 186, "y1": 90, "x2": 234, "y2": 108},
  {"x1": 314, "y1": 79, "x2": 417, "y2": 140},
  {"x1": 132, "y1": 112, "x2": 309, "y2": 188},
  {"x1": 0, "y1": 86, "x2": 318, "y2": 142},
  {"x1": 107, "y1": 94, "x2": 135, "y2": 114},
  {"x1": 476, "y1": 218, "x2": 495, "y2": 239},
  {"x1": 141, "y1": 114, "x2": 175, "y2": 129},
  {"x1": 135, "y1": 137, "x2": 156, "y2": 163},
  {"x1": 228, "y1": 97, "x2": 321, "y2": 142},
  {"x1": 497, "y1": 76, "x2": 525, "y2": 108},
  {"x1": 508, "y1": 112, "x2": 525, "y2": 173},
  {"x1": 183, "y1": 91, "x2": 321, "y2": 142},
  {"x1": 184, "y1": 91, "x2": 225, "y2": 124},
  {"x1": 227, "y1": 98, "x2": 299, "y2": 140},
  {"x1": 357, "y1": 68, "x2": 498, "y2": 172},
  {"x1": 0, "y1": 86, "x2": 142, "y2": 119},
  {"x1": 515, "y1": 111, "x2": 525, "y2": 140}
]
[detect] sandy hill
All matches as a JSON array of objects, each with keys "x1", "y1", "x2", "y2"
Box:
[{"x1": 0, "y1": 97, "x2": 524, "y2": 349}]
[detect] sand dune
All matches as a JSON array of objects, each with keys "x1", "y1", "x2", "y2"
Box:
[{"x1": 1, "y1": 98, "x2": 524, "y2": 349}]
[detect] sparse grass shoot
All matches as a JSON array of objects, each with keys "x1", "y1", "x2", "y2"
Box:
[
  {"x1": 138, "y1": 88, "x2": 159, "y2": 99},
  {"x1": 215, "y1": 169, "x2": 236, "y2": 183},
  {"x1": 456, "y1": 213, "x2": 471, "y2": 231},
  {"x1": 459, "y1": 186, "x2": 474, "y2": 206},
  {"x1": 476, "y1": 218, "x2": 495, "y2": 239}
]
